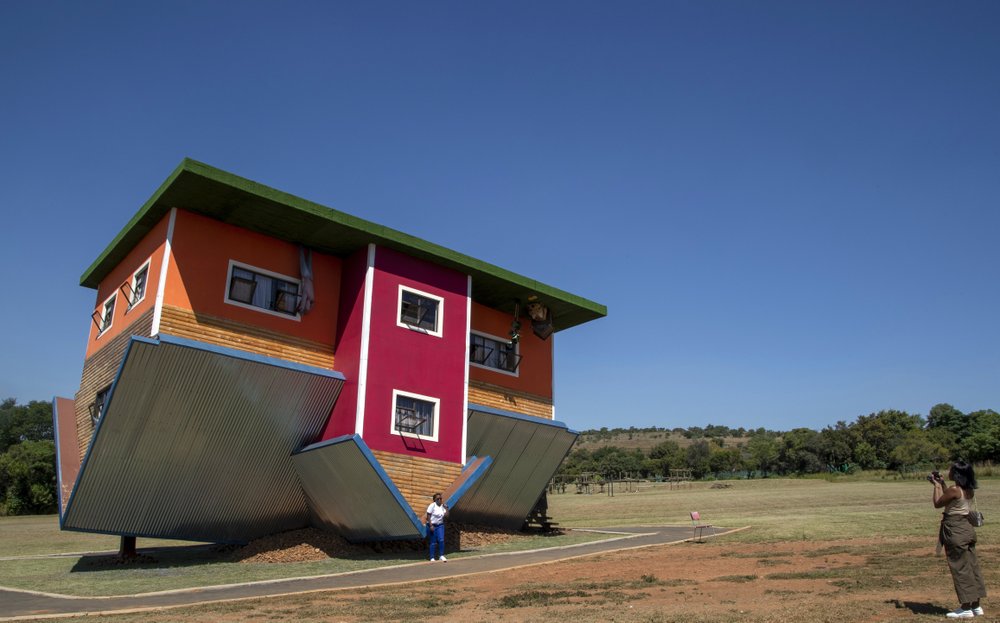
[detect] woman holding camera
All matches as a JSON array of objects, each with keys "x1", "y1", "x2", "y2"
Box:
[{"x1": 931, "y1": 462, "x2": 987, "y2": 618}]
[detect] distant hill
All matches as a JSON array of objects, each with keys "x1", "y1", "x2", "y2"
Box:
[{"x1": 572, "y1": 427, "x2": 750, "y2": 452}]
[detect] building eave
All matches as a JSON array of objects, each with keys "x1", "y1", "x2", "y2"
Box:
[{"x1": 80, "y1": 159, "x2": 606, "y2": 332}]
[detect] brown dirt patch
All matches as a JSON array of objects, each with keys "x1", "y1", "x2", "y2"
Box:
[{"x1": 231, "y1": 524, "x2": 524, "y2": 564}]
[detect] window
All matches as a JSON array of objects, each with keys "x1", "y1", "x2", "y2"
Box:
[
  {"x1": 91, "y1": 293, "x2": 116, "y2": 335},
  {"x1": 89, "y1": 385, "x2": 111, "y2": 425},
  {"x1": 392, "y1": 390, "x2": 439, "y2": 441},
  {"x1": 470, "y1": 332, "x2": 521, "y2": 374},
  {"x1": 397, "y1": 286, "x2": 443, "y2": 337},
  {"x1": 122, "y1": 261, "x2": 150, "y2": 311},
  {"x1": 225, "y1": 261, "x2": 301, "y2": 318}
]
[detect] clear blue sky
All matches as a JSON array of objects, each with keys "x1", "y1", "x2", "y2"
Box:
[{"x1": 2, "y1": 1, "x2": 997, "y2": 432}]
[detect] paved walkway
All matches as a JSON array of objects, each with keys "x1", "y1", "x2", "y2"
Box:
[{"x1": 0, "y1": 525, "x2": 740, "y2": 620}]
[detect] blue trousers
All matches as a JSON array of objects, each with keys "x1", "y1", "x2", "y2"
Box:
[{"x1": 429, "y1": 523, "x2": 445, "y2": 560}]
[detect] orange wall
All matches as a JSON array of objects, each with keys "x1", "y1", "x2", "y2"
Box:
[
  {"x1": 85, "y1": 216, "x2": 170, "y2": 358},
  {"x1": 469, "y1": 301, "x2": 553, "y2": 399},
  {"x1": 165, "y1": 210, "x2": 341, "y2": 345}
]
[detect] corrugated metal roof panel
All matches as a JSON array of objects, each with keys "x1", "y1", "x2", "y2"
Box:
[
  {"x1": 292, "y1": 435, "x2": 424, "y2": 542},
  {"x1": 455, "y1": 405, "x2": 578, "y2": 529},
  {"x1": 62, "y1": 335, "x2": 345, "y2": 544}
]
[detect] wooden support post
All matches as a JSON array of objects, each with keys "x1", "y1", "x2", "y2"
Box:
[{"x1": 119, "y1": 535, "x2": 137, "y2": 559}]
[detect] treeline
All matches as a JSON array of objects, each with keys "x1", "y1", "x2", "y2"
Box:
[
  {"x1": 559, "y1": 404, "x2": 1000, "y2": 480},
  {"x1": 0, "y1": 399, "x2": 56, "y2": 515}
]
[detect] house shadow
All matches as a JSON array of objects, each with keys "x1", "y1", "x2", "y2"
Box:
[
  {"x1": 70, "y1": 543, "x2": 230, "y2": 573},
  {"x1": 886, "y1": 599, "x2": 950, "y2": 616}
]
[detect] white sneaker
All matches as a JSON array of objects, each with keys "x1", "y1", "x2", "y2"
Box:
[
  {"x1": 973, "y1": 606, "x2": 984, "y2": 616},
  {"x1": 439, "y1": 555, "x2": 447, "y2": 562},
  {"x1": 429, "y1": 558, "x2": 435, "y2": 562},
  {"x1": 946, "y1": 608, "x2": 974, "y2": 619}
]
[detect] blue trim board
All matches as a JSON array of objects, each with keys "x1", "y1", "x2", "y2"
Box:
[
  {"x1": 61, "y1": 335, "x2": 134, "y2": 526},
  {"x1": 445, "y1": 455, "x2": 493, "y2": 509},
  {"x1": 297, "y1": 434, "x2": 426, "y2": 535},
  {"x1": 51, "y1": 396, "x2": 66, "y2": 526},
  {"x1": 351, "y1": 437, "x2": 427, "y2": 535},
  {"x1": 466, "y1": 403, "x2": 576, "y2": 433}
]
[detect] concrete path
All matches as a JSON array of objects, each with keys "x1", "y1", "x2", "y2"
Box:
[{"x1": 0, "y1": 525, "x2": 739, "y2": 620}]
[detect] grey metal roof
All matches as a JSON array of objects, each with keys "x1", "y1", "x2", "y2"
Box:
[
  {"x1": 292, "y1": 435, "x2": 425, "y2": 542},
  {"x1": 454, "y1": 406, "x2": 578, "y2": 530},
  {"x1": 62, "y1": 334, "x2": 345, "y2": 544}
]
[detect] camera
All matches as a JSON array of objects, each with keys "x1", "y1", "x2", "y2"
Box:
[{"x1": 926, "y1": 470, "x2": 942, "y2": 483}]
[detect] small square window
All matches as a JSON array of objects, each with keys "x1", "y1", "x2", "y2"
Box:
[
  {"x1": 397, "y1": 286, "x2": 443, "y2": 337},
  {"x1": 392, "y1": 390, "x2": 439, "y2": 441},
  {"x1": 91, "y1": 293, "x2": 117, "y2": 335},
  {"x1": 124, "y1": 262, "x2": 150, "y2": 310}
]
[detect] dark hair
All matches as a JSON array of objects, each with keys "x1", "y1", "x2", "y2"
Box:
[{"x1": 951, "y1": 461, "x2": 978, "y2": 491}]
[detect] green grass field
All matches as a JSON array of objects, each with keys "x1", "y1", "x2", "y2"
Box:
[{"x1": 0, "y1": 477, "x2": 995, "y2": 607}]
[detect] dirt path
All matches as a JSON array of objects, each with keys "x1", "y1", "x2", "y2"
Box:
[{"x1": 3, "y1": 530, "x2": 995, "y2": 623}]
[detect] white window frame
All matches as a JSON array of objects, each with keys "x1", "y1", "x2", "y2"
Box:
[
  {"x1": 125, "y1": 259, "x2": 151, "y2": 312},
  {"x1": 96, "y1": 292, "x2": 116, "y2": 337},
  {"x1": 223, "y1": 260, "x2": 302, "y2": 321},
  {"x1": 391, "y1": 389, "x2": 440, "y2": 442},
  {"x1": 396, "y1": 285, "x2": 444, "y2": 337},
  {"x1": 469, "y1": 330, "x2": 520, "y2": 377}
]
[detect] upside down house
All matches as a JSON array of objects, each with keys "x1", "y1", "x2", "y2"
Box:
[{"x1": 52, "y1": 159, "x2": 606, "y2": 546}]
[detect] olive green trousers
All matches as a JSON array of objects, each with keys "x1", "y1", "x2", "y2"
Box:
[{"x1": 940, "y1": 514, "x2": 987, "y2": 605}]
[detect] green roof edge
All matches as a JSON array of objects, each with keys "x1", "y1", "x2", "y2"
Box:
[{"x1": 80, "y1": 159, "x2": 607, "y2": 324}]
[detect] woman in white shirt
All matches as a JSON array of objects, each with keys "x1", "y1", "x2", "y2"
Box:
[{"x1": 425, "y1": 492, "x2": 449, "y2": 562}]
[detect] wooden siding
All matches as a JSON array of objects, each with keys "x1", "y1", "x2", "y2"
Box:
[
  {"x1": 74, "y1": 308, "x2": 155, "y2": 462},
  {"x1": 371, "y1": 450, "x2": 462, "y2": 516},
  {"x1": 157, "y1": 305, "x2": 335, "y2": 369},
  {"x1": 468, "y1": 381, "x2": 554, "y2": 419}
]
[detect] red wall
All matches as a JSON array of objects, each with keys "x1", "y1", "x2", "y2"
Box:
[
  {"x1": 322, "y1": 247, "x2": 370, "y2": 440},
  {"x1": 361, "y1": 247, "x2": 468, "y2": 464}
]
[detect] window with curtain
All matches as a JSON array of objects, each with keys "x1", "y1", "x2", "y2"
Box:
[{"x1": 226, "y1": 262, "x2": 301, "y2": 318}]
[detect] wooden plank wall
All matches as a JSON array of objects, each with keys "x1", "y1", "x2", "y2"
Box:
[
  {"x1": 158, "y1": 305, "x2": 335, "y2": 369},
  {"x1": 74, "y1": 308, "x2": 155, "y2": 462},
  {"x1": 371, "y1": 450, "x2": 462, "y2": 516},
  {"x1": 468, "y1": 381, "x2": 554, "y2": 419}
]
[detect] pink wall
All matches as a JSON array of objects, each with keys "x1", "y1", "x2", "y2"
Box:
[
  {"x1": 322, "y1": 247, "x2": 369, "y2": 440},
  {"x1": 361, "y1": 247, "x2": 468, "y2": 464}
]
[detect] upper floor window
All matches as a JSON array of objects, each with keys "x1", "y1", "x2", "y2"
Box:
[
  {"x1": 91, "y1": 293, "x2": 116, "y2": 336},
  {"x1": 392, "y1": 389, "x2": 439, "y2": 441},
  {"x1": 470, "y1": 331, "x2": 521, "y2": 374},
  {"x1": 122, "y1": 261, "x2": 150, "y2": 311},
  {"x1": 397, "y1": 286, "x2": 443, "y2": 337},
  {"x1": 225, "y1": 261, "x2": 301, "y2": 319}
]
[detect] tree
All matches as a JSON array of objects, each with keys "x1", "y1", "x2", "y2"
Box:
[
  {"x1": 685, "y1": 440, "x2": 713, "y2": 478},
  {"x1": 961, "y1": 410, "x2": 1000, "y2": 462},
  {"x1": 0, "y1": 440, "x2": 57, "y2": 515},
  {"x1": 889, "y1": 429, "x2": 950, "y2": 469},
  {"x1": 850, "y1": 410, "x2": 923, "y2": 470},
  {"x1": 0, "y1": 399, "x2": 54, "y2": 453},
  {"x1": 926, "y1": 403, "x2": 967, "y2": 439},
  {"x1": 745, "y1": 434, "x2": 780, "y2": 477},
  {"x1": 778, "y1": 428, "x2": 823, "y2": 474}
]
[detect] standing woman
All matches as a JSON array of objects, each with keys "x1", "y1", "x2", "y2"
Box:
[
  {"x1": 931, "y1": 461, "x2": 987, "y2": 618},
  {"x1": 425, "y1": 492, "x2": 448, "y2": 562}
]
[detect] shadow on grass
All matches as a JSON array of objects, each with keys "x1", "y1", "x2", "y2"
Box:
[
  {"x1": 887, "y1": 599, "x2": 950, "y2": 615},
  {"x1": 68, "y1": 542, "x2": 429, "y2": 574},
  {"x1": 70, "y1": 545, "x2": 236, "y2": 573}
]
